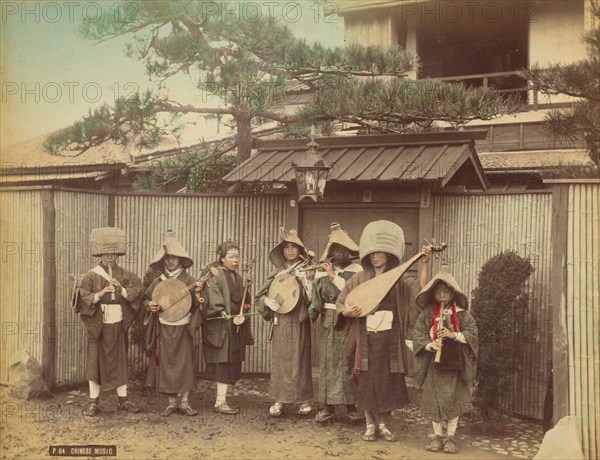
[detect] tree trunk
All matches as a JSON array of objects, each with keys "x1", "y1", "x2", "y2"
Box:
[
  {"x1": 235, "y1": 113, "x2": 253, "y2": 166},
  {"x1": 226, "y1": 112, "x2": 253, "y2": 193}
]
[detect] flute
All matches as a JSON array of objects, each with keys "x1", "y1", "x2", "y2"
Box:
[
  {"x1": 108, "y1": 262, "x2": 116, "y2": 301},
  {"x1": 434, "y1": 303, "x2": 445, "y2": 364},
  {"x1": 297, "y1": 258, "x2": 333, "y2": 272}
]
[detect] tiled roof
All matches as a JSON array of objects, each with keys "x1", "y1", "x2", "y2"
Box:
[
  {"x1": 480, "y1": 149, "x2": 593, "y2": 171},
  {"x1": 224, "y1": 131, "x2": 489, "y2": 190},
  {"x1": 0, "y1": 134, "x2": 192, "y2": 170}
]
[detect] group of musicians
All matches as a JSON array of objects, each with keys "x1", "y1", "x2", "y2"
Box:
[{"x1": 77, "y1": 221, "x2": 477, "y2": 450}]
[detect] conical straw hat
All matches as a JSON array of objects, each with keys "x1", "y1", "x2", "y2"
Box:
[
  {"x1": 416, "y1": 265, "x2": 468, "y2": 308},
  {"x1": 319, "y1": 222, "x2": 359, "y2": 261},
  {"x1": 269, "y1": 227, "x2": 309, "y2": 268},
  {"x1": 149, "y1": 230, "x2": 193, "y2": 269}
]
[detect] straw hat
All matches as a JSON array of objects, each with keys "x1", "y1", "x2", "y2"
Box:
[
  {"x1": 149, "y1": 230, "x2": 193, "y2": 269},
  {"x1": 89, "y1": 227, "x2": 127, "y2": 257},
  {"x1": 359, "y1": 220, "x2": 405, "y2": 263},
  {"x1": 416, "y1": 265, "x2": 468, "y2": 308},
  {"x1": 269, "y1": 227, "x2": 309, "y2": 267},
  {"x1": 319, "y1": 222, "x2": 359, "y2": 262}
]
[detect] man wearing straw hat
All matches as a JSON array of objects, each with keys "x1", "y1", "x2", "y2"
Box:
[
  {"x1": 143, "y1": 230, "x2": 204, "y2": 417},
  {"x1": 309, "y1": 223, "x2": 363, "y2": 423},
  {"x1": 77, "y1": 227, "x2": 143, "y2": 416}
]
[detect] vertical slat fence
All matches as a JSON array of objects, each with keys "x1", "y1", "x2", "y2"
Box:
[{"x1": 432, "y1": 192, "x2": 553, "y2": 420}]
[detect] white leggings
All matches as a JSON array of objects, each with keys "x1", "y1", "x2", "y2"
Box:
[
  {"x1": 89, "y1": 381, "x2": 126, "y2": 398},
  {"x1": 432, "y1": 417, "x2": 459, "y2": 437}
]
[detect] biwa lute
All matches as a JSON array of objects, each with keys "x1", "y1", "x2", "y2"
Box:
[
  {"x1": 267, "y1": 273, "x2": 303, "y2": 314},
  {"x1": 153, "y1": 266, "x2": 218, "y2": 322},
  {"x1": 345, "y1": 240, "x2": 447, "y2": 317},
  {"x1": 153, "y1": 279, "x2": 191, "y2": 322}
]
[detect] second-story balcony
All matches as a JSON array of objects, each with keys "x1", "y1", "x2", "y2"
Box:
[{"x1": 430, "y1": 70, "x2": 575, "y2": 112}]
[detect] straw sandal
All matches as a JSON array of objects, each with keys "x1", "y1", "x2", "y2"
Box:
[
  {"x1": 117, "y1": 399, "x2": 140, "y2": 414},
  {"x1": 161, "y1": 404, "x2": 178, "y2": 417},
  {"x1": 444, "y1": 436, "x2": 458, "y2": 454},
  {"x1": 315, "y1": 405, "x2": 334, "y2": 422},
  {"x1": 362, "y1": 424, "x2": 377, "y2": 442},
  {"x1": 378, "y1": 423, "x2": 397, "y2": 442},
  {"x1": 297, "y1": 402, "x2": 312, "y2": 415},
  {"x1": 178, "y1": 404, "x2": 198, "y2": 417},
  {"x1": 426, "y1": 435, "x2": 445, "y2": 452},
  {"x1": 269, "y1": 402, "x2": 283, "y2": 417}
]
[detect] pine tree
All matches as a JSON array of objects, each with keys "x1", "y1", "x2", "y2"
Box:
[
  {"x1": 43, "y1": 0, "x2": 519, "y2": 189},
  {"x1": 523, "y1": 0, "x2": 600, "y2": 169}
]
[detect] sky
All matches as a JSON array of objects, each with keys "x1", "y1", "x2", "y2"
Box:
[{"x1": 0, "y1": 0, "x2": 346, "y2": 147}]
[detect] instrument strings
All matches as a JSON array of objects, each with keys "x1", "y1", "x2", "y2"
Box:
[
  {"x1": 158, "y1": 268, "x2": 216, "y2": 310},
  {"x1": 159, "y1": 279, "x2": 203, "y2": 309}
]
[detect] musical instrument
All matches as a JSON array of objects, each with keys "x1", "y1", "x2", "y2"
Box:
[
  {"x1": 152, "y1": 266, "x2": 218, "y2": 322},
  {"x1": 345, "y1": 240, "x2": 447, "y2": 317},
  {"x1": 267, "y1": 254, "x2": 312, "y2": 314},
  {"x1": 297, "y1": 258, "x2": 333, "y2": 272},
  {"x1": 205, "y1": 312, "x2": 259, "y2": 322},
  {"x1": 434, "y1": 302, "x2": 445, "y2": 364},
  {"x1": 107, "y1": 263, "x2": 116, "y2": 301},
  {"x1": 233, "y1": 261, "x2": 253, "y2": 327}
]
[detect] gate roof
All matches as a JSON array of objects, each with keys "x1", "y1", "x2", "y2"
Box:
[{"x1": 224, "y1": 131, "x2": 489, "y2": 190}]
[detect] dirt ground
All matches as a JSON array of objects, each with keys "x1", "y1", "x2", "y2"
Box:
[{"x1": 1, "y1": 375, "x2": 544, "y2": 460}]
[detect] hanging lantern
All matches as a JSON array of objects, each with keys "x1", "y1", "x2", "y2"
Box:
[{"x1": 292, "y1": 128, "x2": 330, "y2": 202}]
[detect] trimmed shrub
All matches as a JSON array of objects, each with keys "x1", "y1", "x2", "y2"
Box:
[{"x1": 471, "y1": 251, "x2": 534, "y2": 421}]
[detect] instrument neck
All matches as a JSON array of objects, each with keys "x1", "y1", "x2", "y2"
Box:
[{"x1": 282, "y1": 258, "x2": 304, "y2": 274}]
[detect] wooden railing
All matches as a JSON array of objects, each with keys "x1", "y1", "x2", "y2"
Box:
[{"x1": 429, "y1": 70, "x2": 539, "y2": 110}]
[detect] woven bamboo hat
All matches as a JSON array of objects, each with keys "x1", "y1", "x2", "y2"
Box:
[
  {"x1": 149, "y1": 230, "x2": 193, "y2": 269},
  {"x1": 319, "y1": 222, "x2": 359, "y2": 261},
  {"x1": 359, "y1": 220, "x2": 405, "y2": 263},
  {"x1": 269, "y1": 227, "x2": 309, "y2": 268},
  {"x1": 416, "y1": 265, "x2": 468, "y2": 308},
  {"x1": 89, "y1": 227, "x2": 127, "y2": 257}
]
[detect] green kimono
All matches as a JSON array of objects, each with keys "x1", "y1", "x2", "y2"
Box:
[
  {"x1": 309, "y1": 262, "x2": 362, "y2": 405},
  {"x1": 413, "y1": 307, "x2": 478, "y2": 422},
  {"x1": 201, "y1": 266, "x2": 254, "y2": 384}
]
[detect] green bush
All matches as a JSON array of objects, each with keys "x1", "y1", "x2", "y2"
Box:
[
  {"x1": 471, "y1": 251, "x2": 534, "y2": 420},
  {"x1": 135, "y1": 151, "x2": 271, "y2": 193},
  {"x1": 186, "y1": 155, "x2": 237, "y2": 192}
]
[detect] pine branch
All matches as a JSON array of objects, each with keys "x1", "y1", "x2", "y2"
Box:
[{"x1": 159, "y1": 100, "x2": 234, "y2": 116}]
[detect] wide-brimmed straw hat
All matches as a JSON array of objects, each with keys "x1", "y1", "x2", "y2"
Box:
[
  {"x1": 359, "y1": 220, "x2": 405, "y2": 263},
  {"x1": 319, "y1": 222, "x2": 359, "y2": 261},
  {"x1": 149, "y1": 230, "x2": 193, "y2": 269},
  {"x1": 269, "y1": 227, "x2": 309, "y2": 267},
  {"x1": 416, "y1": 265, "x2": 468, "y2": 308},
  {"x1": 89, "y1": 227, "x2": 127, "y2": 257}
]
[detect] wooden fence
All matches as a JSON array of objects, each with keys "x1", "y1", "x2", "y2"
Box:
[
  {"x1": 1, "y1": 184, "x2": 598, "y2": 459},
  {"x1": 431, "y1": 191, "x2": 553, "y2": 420},
  {"x1": 564, "y1": 183, "x2": 599, "y2": 459}
]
